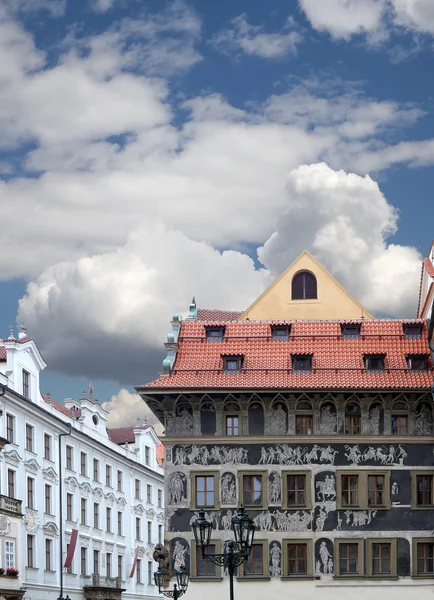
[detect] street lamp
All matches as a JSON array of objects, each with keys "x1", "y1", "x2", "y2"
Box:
[
  {"x1": 58, "y1": 423, "x2": 72, "y2": 600},
  {"x1": 191, "y1": 506, "x2": 255, "y2": 600},
  {"x1": 154, "y1": 566, "x2": 189, "y2": 600}
]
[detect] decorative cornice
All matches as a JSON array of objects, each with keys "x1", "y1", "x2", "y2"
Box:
[
  {"x1": 4, "y1": 449, "x2": 22, "y2": 465},
  {"x1": 43, "y1": 521, "x2": 59, "y2": 537},
  {"x1": 24, "y1": 458, "x2": 41, "y2": 473}
]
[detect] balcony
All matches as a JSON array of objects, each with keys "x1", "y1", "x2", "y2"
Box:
[
  {"x1": 82, "y1": 575, "x2": 126, "y2": 600},
  {"x1": 0, "y1": 495, "x2": 22, "y2": 516}
]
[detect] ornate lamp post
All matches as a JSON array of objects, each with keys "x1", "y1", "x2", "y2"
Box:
[
  {"x1": 191, "y1": 506, "x2": 255, "y2": 600},
  {"x1": 154, "y1": 566, "x2": 189, "y2": 600}
]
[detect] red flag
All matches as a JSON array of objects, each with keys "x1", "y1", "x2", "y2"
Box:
[
  {"x1": 129, "y1": 548, "x2": 139, "y2": 578},
  {"x1": 64, "y1": 529, "x2": 78, "y2": 569}
]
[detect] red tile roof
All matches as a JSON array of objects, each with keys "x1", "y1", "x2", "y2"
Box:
[
  {"x1": 156, "y1": 443, "x2": 165, "y2": 466},
  {"x1": 140, "y1": 319, "x2": 433, "y2": 391},
  {"x1": 423, "y1": 258, "x2": 434, "y2": 278},
  {"x1": 197, "y1": 309, "x2": 241, "y2": 321},
  {"x1": 107, "y1": 426, "x2": 141, "y2": 444},
  {"x1": 0, "y1": 346, "x2": 6, "y2": 361}
]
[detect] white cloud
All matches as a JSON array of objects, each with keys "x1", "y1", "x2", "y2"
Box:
[
  {"x1": 391, "y1": 0, "x2": 434, "y2": 34},
  {"x1": 212, "y1": 13, "x2": 302, "y2": 58},
  {"x1": 2, "y1": 0, "x2": 66, "y2": 17},
  {"x1": 103, "y1": 389, "x2": 165, "y2": 435}
]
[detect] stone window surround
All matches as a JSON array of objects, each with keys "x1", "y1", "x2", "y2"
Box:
[
  {"x1": 190, "y1": 471, "x2": 220, "y2": 510},
  {"x1": 336, "y1": 470, "x2": 391, "y2": 510}
]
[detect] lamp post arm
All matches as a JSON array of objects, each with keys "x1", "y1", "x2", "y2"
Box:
[
  {"x1": 162, "y1": 586, "x2": 185, "y2": 600},
  {"x1": 200, "y1": 551, "x2": 246, "y2": 571}
]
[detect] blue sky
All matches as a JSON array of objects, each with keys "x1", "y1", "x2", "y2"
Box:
[{"x1": 1, "y1": 0, "x2": 434, "y2": 422}]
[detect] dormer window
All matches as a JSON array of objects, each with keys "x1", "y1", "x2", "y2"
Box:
[
  {"x1": 403, "y1": 323, "x2": 423, "y2": 339},
  {"x1": 341, "y1": 324, "x2": 361, "y2": 339},
  {"x1": 222, "y1": 355, "x2": 243, "y2": 374},
  {"x1": 292, "y1": 355, "x2": 312, "y2": 373},
  {"x1": 407, "y1": 355, "x2": 428, "y2": 373},
  {"x1": 206, "y1": 326, "x2": 225, "y2": 342},
  {"x1": 271, "y1": 325, "x2": 290, "y2": 341},
  {"x1": 365, "y1": 355, "x2": 385, "y2": 373}
]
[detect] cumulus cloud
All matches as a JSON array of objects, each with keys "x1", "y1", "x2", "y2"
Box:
[
  {"x1": 103, "y1": 389, "x2": 165, "y2": 435},
  {"x1": 2, "y1": 0, "x2": 66, "y2": 17},
  {"x1": 212, "y1": 13, "x2": 302, "y2": 58}
]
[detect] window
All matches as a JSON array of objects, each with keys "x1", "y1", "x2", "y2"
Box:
[
  {"x1": 6, "y1": 414, "x2": 15, "y2": 443},
  {"x1": 338, "y1": 472, "x2": 390, "y2": 510},
  {"x1": 106, "y1": 465, "x2": 112, "y2": 486},
  {"x1": 148, "y1": 561, "x2": 153, "y2": 584},
  {"x1": 44, "y1": 434, "x2": 52, "y2": 460},
  {"x1": 107, "y1": 553, "x2": 112, "y2": 579},
  {"x1": 27, "y1": 477, "x2": 34, "y2": 509},
  {"x1": 136, "y1": 517, "x2": 141, "y2": 540},
  {"x1": 403, "y1": 323, "x2": 422, "y2": 339},
  {"x1": 66, "y1": 445, "x2": 73, "y2": 470},
  {"x1": 226, "y1": 415, "x2": 239, "y2": 436},
  {"x1": 66, "y1": 493, "x2": 73, "y2": 521},
  {"x1": 147, "y1": 521, "x2": 152, "y2": 542},
  {"x1": 414, "y1": 539, "x2": 434, "y2": 576},
  {"x1": 93, "y1": 503, "x2": 100, "y2": 528},
  {"x1": 45, "y1": 484, "x2": 52, "y2": 514},
  {"x1": 412, "y1": 472, "x2": 434, "y2": 507},
  {"x1": 367, "y1": 539, "x2": 396, "y2": 577},
  {"x1": 271, "y1": 325, "x2": 290, "y2": 341},
  {"x1": 22, "y1": 369, "x2": 30, "y2": 398},
  {"x1": 205, "y1": 326, "x2": 225, "y2": 342},
  {"x1": 296, "y1": 414, "x2": 313, "y2": 435},
  {"x1": 341, "y1": 324, "x2": 361, "y2": 339},
  {"x1": 241, "y1": 473, "x2": 265, "y2": 507},
  {"x1": 222, "y1": 355, "x2": 243, "y2": 374},
  {"x1": 117, "y1": 470, "x2": 123, "y2": 491},
  {"x1": 65, "y1": 544, "x2": 72, "y2": 574},
  {"x1": 364, "y1": 354, "x2": 385, "y2": 373},
  {"x1": 243, "y1": 543, "x2": 264, "y2": 576},
  {"x1": 106, "y1": 507, "x2": 112, "y2": 532},
  {"x1": 340, "y1": 474, "x2": 358, "y2": 507},
  {"x1": 158, "y1": 524, "x2": 163, "y2": 544},
  {"x1": 135, "y1": 479, "x2": 141, "y2": 499},
  {"x1": 392, "y1": 414, "x2": 408, "y2": 435},
  {"x1": 81, "y1": 498, "x2": 87, "y2": 525},
  {"x1": 27, "y1": 534, "x2": 34, "y2": 567},
  {"x1": 45, "y1": 539, "x2": 52, "y2": 570},
  {"x1": 283, "y1": 472, "x2": 311, "y2": 509},
  {"x1": 292, "y1": 271, "x2": 317, "y2": 300},
  {"x1": 158, "y1": 489, "x2": 162, "y2": 507},
  {"x1": 25, "y1": 424, "x2": 34, "y2": 452},
  {"x1": 292, "y1": 355, "x2": 312, "y2": 373},
  {"x1": 196, "y1": 544, "x2": 216, "y2": 577},
  {"x1": 337, "y1": 541, "x2": 362, "y2": 576},
  {"x1": 80, "y1": 452, "x2": 87, "y2": 476},
  {"x1": 81, "y1": 547, "x2": 87, "y2": 575},
  {"x1": 368, "y1": 475, "x2": 386, "y2": 507},
  {"x1": 147, "y1": 484, "x2": 152, "y2": 504},
  {"x1": 93, "y1": 550, "x2": 100, "y2": 575},
  {"x1": 136, "y1": 559, "x2": 142, "y2": 583},
  {"x1": 93, "y1": 458, "x2": 100, "y2": 481},
  {"x1": 5, "y1": 541, "x2": 15, "y2": 569},
  {"x1": 7, "y1": 469, "x2": 15, "y2": 498},
  {"x1": 117, "y1": 511, "x2": 123, "y2": 536},
  {"x1": 194, "y1": 475, "x2": 216, "y2": 507},
  {"x1": 407, "y1": 355, "x2": 428, "y2": 372},
  {"x1": 117, "y1": 555, "x2": 123, "y2": 579},
  {"x1": 285, "y1": 542, "x2": 310, "y2": 577},
  {"x1": 345, "y1": 402, "x2": 361, "y2": 435},
  {"x1": 145, "y1": 447, "x2": 150, "y2": 466}
]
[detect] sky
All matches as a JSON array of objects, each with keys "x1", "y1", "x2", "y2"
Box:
[{"x1": 1, "y1": 0, "x2": 434, "y2": 427}]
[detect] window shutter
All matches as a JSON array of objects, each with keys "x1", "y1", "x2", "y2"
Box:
[{"x1": 292, "y1": 272, "x2": 317, "y2": 300}]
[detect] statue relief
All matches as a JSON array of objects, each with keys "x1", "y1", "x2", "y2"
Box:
[
  {"x1": 416, "y1": 403, "x2": 432, "y2": 435},
  {"x1": 319, "y1": 404, "x2": 337, "y2": 434},
  {"x1": 175, "y1": 405, "x2": 193, "y2": 436},
  {"x1": 270, "y1": 404, "x2": 287, "y2": 435}
]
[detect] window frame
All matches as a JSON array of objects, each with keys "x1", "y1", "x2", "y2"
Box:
[
  {"x1": 291, "y1": 355, "x2": 312, "y2": 373},
  {"x1": 291, "y1": 271, "x2": 317, "y2": 300},
  {"x1": 238, "y1": 471, "x2": 267, "y2": 509},
  {"x1": 135, "y1": 479, "x2": 141, "y2": 500},
  {"x1": 190, "y1": 471, "x2": 220, "y2": 510},
  {"x1": 27, "y1": 534, "x2": 35, "y2": 568},
  {"x1": 117, "y1": 470, "x2": 123, "y2": 492},
  {"x1": 282, "y1": 471, "x2": 312, "y2": 510},
  {"x1": 6, "y1": 414, "x2": 15, "y2": 443},
  {"x1": 81, "y1": 547, "x2": 87, "y2": 576},
  {"x1": 25, "y1": 424, "x2": 34, "y2": 452},
  {"x1": 413, "y1": 538, "x2": 434, "y2": 577},
  {"x1": 403, "y1": 323, "x2": 423, "y2": 339},
  {"x1": 22, "y1": 369, "x2": 30, "y2": 399},
  {"x1": 107, "y1": 552, "x2": 112, "y2": 579},
  {"x1": 81, "y1": 497, "x2": 87, "y2": 526},
  {"x1": 93, "y1": 458, "x2": 100, "y2": 482},
  {"x1": 66, "y1": 445, "x2": 73, "y2": 470},
  {"x1": 106, "y1": 464, "x2": 112, "y2": 487},
  {"x1": 364, "y1": 354, "x2": 386, "y2": 373},
  {"x1": 406, "y1": 355, "x2": 428, "y2": 373},
  {"x1": 240, "y1": 540, "x2": 268, "y2": 578},
  {"x1": 147, "y1": 520, "x2": 152, "y2": 542},
  {"x1": 411, "y1": 471, "x2": 434, "y2": 509},
  {"x1": 222, "y1": 355, "x2": 243, "y2": 374},
  {"x1": 295, "y1": 414, "x2": 313, "y2": 435},
  {"x1": 44, "y1": 484, "x2": 52, "y2": 515},
  {"x1": 45, "y1": 538, "x2": 52, "y2": 571},
  {"x1": 117, "y1": 511, "x2": 123, "y2": 536},
  {"x1": 341, "y1": 324, "x2": 361, "y2": 339},
  {"x1": 27, "y1": 476, "x2": 34, "y2": 509},
  {"x1": 106, "y1": 507, "x2": 112, "y2": 533},
  {"x1": 66, "y1": 492, "x2": 73, "y2": 521},
  {"x1": 391, "y1": 412, "x2": 409, "y2": 435},
  {"x1": 367, "y1": 538, "x2": 396, "y2": 578},
  {"x1": 205, "y1": 326, "x2": 225, "y2": 342},
  {"x1": 44, "y1": 434, "x2": 52, "y2": 461},
  {"x1": 158, "y1": 489, "x2": 163, "y2": 507},
  {"x1": 271, "y1": 325, "x2": 290, "y2": 341},
  {"x1": 80, "y1": 452, "x2": 87, "y2": 477},
  {"x1": 147, "y1": 484, "x2": 152, "y2": 504},
  {"x1": 282, "y1": 538, "x2": 313, "y2": 579},
  {"x1": 7, "y1": 469, "x2": 15, "y2": 499},
  {"x1": 337, "y1": 471, "x2": 390, "y2": 510},
  {"x1": 334, "y1": 538, "x2": 364, "y2": 578},
  {"x1": 225, "y1": 414, "x2": 240, "y2": 436},
  {"x1": 135, "y1": 517, "x2": 141, "y2": 540},
  {"x1": 5, "y1": 539, "x2": 15, "y2": 569}
]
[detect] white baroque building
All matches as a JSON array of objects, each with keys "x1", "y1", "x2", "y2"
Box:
[{"x1": 0, "y1": 327, "x2": 164, "y2": 600}]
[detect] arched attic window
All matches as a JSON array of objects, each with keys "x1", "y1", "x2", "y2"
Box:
[{"x1": 292, "y1": 271, "x2": 317, "y2": 300}]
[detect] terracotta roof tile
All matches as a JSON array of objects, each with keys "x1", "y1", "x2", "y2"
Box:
[
  {"x1": 423, "y1": 258, "x2": 434, "y2": 279},
  {"x1": 107, "y1": 425, "x2": 151, "y2": 445},
  {"x1": 0, "y1": 346, "x2": 6, "y2": 361},
  {"x1": 140, "y1": 319, "x2": 433, "y2": 391},
  {"x1": 197, "y1": 309, "x2": 241, "y2": 321}
]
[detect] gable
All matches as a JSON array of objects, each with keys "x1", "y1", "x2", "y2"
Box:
[{"x1": 240, "y1": 251, "x2": 373, "y2": 321}]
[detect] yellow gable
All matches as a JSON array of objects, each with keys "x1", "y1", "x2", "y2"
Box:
[{"x1": 240, "y1": 251, "x2": 373, "y2": 321}]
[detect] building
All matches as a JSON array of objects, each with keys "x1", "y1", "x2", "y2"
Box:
[
  {"x1": 0, "y1": 327, "x2": 164, "y2": 600},
  {"x1": 418, "y1": 240, "x2": 434, "y2": 321},
  {"x1": 138, "y1": 250, "x2": 434, "y2": 600}
]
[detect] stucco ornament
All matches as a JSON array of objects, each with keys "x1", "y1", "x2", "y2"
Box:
[
  {"x1": 221, "y1": 473, "x2": 236, "y2": 504},
  {"x1": 269, "y1": 543, "x2": 282, "y2": 577},
  {"x1": 0, "y1": 515, "x2": 11, "y2": 536},
  {"x1": 24, "y1": 510, "x2": 40, "y2": 533},
  {"x1": 416, "y1": 404, "x2": 432, "y2": 435},
  {"x1": 270, "y1": 404, "x2": 287, "y2": 435},
  {"x1": 319, "y1": 405, "x2": 337, "y2": 434},
  {"x1": 316, "y1": 475, "x2": 336, "y2": 502},
  {"x1": 365, "y1": 405, "x2": 381, "y2": 435},
  {"x1": 172, "y1": 540, "x2": 187, "y2": 571},
  {"x1": 318, "y1": 541, "x2": 333, "y2": 575},
  {"x1": 269, "y1": 471, "x2": 281, "y2": 504},
  {"x1": 168, "y1": 472, "x2": 187, "y2": 505}
]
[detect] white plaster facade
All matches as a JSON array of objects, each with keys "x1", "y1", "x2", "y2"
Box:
[{"x1": 0, "y1": 328, "x2": 164, "y2": 600}]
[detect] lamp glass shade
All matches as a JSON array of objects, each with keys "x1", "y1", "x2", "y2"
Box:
[
  {"x1": 231, "y1": 506, "x2": 255, "y2": 554},
  {"x1": 154, "y1": 569, "x2": 163, "y2": 590},
  {"x1": 176, "y1": 567, "x2": 189, "y2": 591},
  {"x1": 191, "y1": 510, "x2": 212, "y2": 548}
]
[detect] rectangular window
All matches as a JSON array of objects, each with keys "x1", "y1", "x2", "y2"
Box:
[
  {"x1": 292, "y1": 355, "x2": 312, "y2": 372},
  {"x1": 93, "y1": 458, "x2": 100, "y2": 481},
  {"x1": 158, "y1": 489, "x2": 162, "y2": 507},
  {"x1": 106, "y1": 465, "x2": 112, "y2": 487},
  {"x1": 135, "y1": 479, "x2": 141, "y2": 499},
  {"x1": 6, "y1": 414, "x2": 15, "y2": 443},
  {"x1": 81, "y1": 498, "x2": 87, "y2": 525},
  {"x1": 147, "y1": 484, "x2": 152, "y2": 503},
  {"x1": 287, "y1": 474, "x2": 306, "y2": 507},
  {"x1": 27, "y1": 534, "x2": 34, "y2": 568},
  {"x1": 25, "y1": 424, "x2": 34, "y2": 452},
  {"x1": 145, "y1": 446, "x2": 150, "y2": 465},
  {"x1": 403, "y1": 323, "x2": 423, "y2": 339},
  {"x1": 407, "y1": 355, "x2": 428, "y2": 372},
  {"x1": 287, "y1": 543, "x2": 308, "y2": 576},
  {"x1": 416, "y1": 474, "x2": 433, "y2": 506},
  {"x1": 27, "y1": 477, "x2": 34, "y2": 509},
  {"x1": 118, "y1": 555, "x2": 123, "y2": 579},
  {"x1": 45, "y1": 484, "x2": 52, "y2": 514},
  {"x1": 222, "y1": 356, "x2": 242, "y2": 374},
  {"x1": 117, "y1": 511, "x2": 123, "y2": 536},
  {"x1": 23, "y1": 369, "x2": 30, "y2": 398},
  {"x1": 93, "y1": 503, "x2": 100, "y2": 528},
  {"x1": 243, "y1": 544, "x2": 263, "y2": 576},
  {"x1": 392, "y1": 415, "x2": 408, "y2": 435},
  {"x1": 364, "y1": 355, "x2": 385, "y2": 372},
  {"x1": 136, "y1": 559, "x2": 142, "y2": 583},
  {"x1": 5, "y1": 541, "x2": 15, "y2": 569},
  {"x1": 147, "y1": 521, "x2": 152, "y2": 542},
  {"x1": 371, "y1": 543, "x2": 391, "y2": 575},
  {"x1": 206, "y1": 327, "x2": 225, "y2": 342},
  {"x1": 148, "y1": 561, "x2": 153, "y2": 584},
  {"x1": 341, "y1": 474, "x2": 358, "y2": 507},
  {"x1": 7, "y1": 469, "x2": 15, "y2": 498},
  {"x1": 341, "y1": 324, "x2": 361, "y2": 339},
  {"x1": 117, "y1": 470, "x2": 123, "y2": 492},
  {"x1": 158, "y1": 524, "x2": 163, "y2": 544},
  {"x1": 81, "y1": 547, "x2": 87, "y2": 575},
  {"x1": 416, "y1": 542, "x2": 434, "y2": 575},
  {"x1": 66, "y1": 445, "x2": 73, "y2": 470},
  {"x1": 368, "y1": 475, "x2": 385, "y2": 506},
  {"x1": 243, "y1": 474, "x2": 263, "y2": 507},
  {"x1": 339, "y1": 542, "x2": 359, "y2": 575},
  {"x1": 226, "y1": 416, "x2": 239, "y2": 436},
  {"x1": 296, "y1": 415, "x2": 313, "y2": 435},
  {"x1": 271, "y1": 325, "x2": 290, "y2": 341},
  {"x1": 80, "y1": 452, "x2": 87, "y2": 476},
  {"x1": 93, "y1": 550, "x2": 100, "y2": 575},
  {"x1": 44, "y1": 434, "x2": 52, "y2": 460},
  {"x1": 107, "y1": 553, "x2": 112, "y2": 579},
  {"x1": 66, "y1": 544, "x2": 72, "y2": 574},
  {"x1": 345, "y1": 414, "x2": 361, "y2": 435},
  {"x1": 66, "y1": 493, "x2": 73, "y2": 521},
  {"x1": 106, "y1": 507, "x2": 111, "y2": 532},
  {"x1": 136, "y1": 517, "x2": 141, "y2": 540},
  {"x1": 45, "y1": 539, "x2": 52, "y2": 571},
  {"x1": 195, "y1": 475, "x2": 215, "y2": 507},
  {"x1": 197, "y1": 544, "x2": 216, "y2": 576}
]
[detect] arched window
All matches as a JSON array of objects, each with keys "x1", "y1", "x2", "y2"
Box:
[
  {"x1": 200, "y1": 402, "x2": 216, "y2": 435},
  {"x1": 248, "y1": 402, "x2": 264, "y2": 435},
  {"x1": 292, "y1": 271, "x2": 317, "y2": 300}
]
